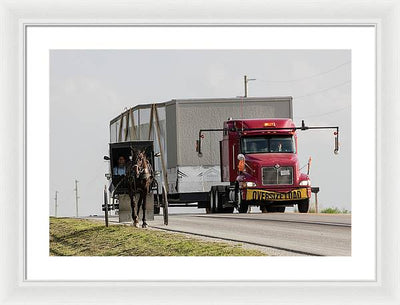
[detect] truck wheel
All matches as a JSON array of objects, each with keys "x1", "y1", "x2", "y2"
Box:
[
  {"x1": 297, "y1": 199, "x2": 309, "y2": 213},
  {"x1": 266, "y1": 205, "x2": 277, "y2": 212},
  {"x1": 215, "y1": 189, "x2": 222, "y2": 213},
  {"x1": 237, "y1": 191, "x2": 248, "y2": 213},
  {"x1": 223, "y1": 207, "x2": 234, "y2": 213},
  {"x1": 206, "y1": 189, "x2": 215, "y2": 214},
  {"x1": 260, "y1": 206, "x2": 267, "y2": 213},
  {"x1": 275, "y1": 206, "x2": 285, "y2": 213},
  {"x1": 238, "y1": 203, "x2": 248, "y2": 213}
]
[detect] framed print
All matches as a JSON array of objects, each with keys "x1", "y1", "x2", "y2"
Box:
[
  {"x1": 0, "y1": 0, "x2": 399, "y2": 304},
  {"x1": 28, "y1": 26, "x2": 371, "y2": 281}
]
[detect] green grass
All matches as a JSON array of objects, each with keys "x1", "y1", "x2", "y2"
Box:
[
  {"x1": 320, "y1": 207, "x2": 350, "y2": 214},
  {"x1": 50, "y1": 217, "x2": 266, "y2": 256}
]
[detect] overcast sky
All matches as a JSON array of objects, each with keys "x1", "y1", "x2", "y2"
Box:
[{"x1": 50, "y1": 50, "x2": 351, "y2": 217}]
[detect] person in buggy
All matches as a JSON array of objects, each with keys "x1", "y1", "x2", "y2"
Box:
[{"x1": 113, "y1": 155, "x2": 126, "y2": 176}]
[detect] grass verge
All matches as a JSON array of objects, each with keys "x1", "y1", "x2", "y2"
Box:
[
  {"x1": 320, "y1": 207, "x2": 350, "y2": 214},
  {"x1": 50, "y1": 217, "x2": 265, "y2": 256}
]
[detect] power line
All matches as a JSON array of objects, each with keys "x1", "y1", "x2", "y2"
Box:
[
  {"x1": 296, "y1": 105, "x2": 350, "y2": 119},
  {"x1": 293, "y1": 80, "x2": 351, "y2": 100},
  {"x1": 80, "y1": 163, "x2": 106, "y2": 188},
  {"x1": 256, "y1": 61, "x2": 351, "y2": 83}
]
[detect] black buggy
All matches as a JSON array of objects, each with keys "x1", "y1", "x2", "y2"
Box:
[{"x1": 103, "y1": 140, "x2": 168, "y2": 225}]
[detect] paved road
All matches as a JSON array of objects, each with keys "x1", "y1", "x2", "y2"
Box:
[{"x1": 149, "y1": 213, "x2": 351, "y2": 256}]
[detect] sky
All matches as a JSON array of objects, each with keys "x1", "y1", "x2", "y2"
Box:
[{"x1": 50, "y1": 50, "x2": 351, "y2": 217}]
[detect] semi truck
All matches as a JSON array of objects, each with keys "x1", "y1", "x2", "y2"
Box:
[
  {"x1": 196, "y1": 118, "x2": 339, "y2": 213},
  {"x1": 108, "y1": 97, "x2": 338, "y2": 215}
]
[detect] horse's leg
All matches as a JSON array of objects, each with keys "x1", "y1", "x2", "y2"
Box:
[
  {"x1": 136, "y1": 189, "x2": 142, "y2": 223},
  {"x1": 139, "y1": 190, "x2": 147, "y2": 228},
  {"x1": 130, "y1": 191, "x2": 139, "y2": 228}
]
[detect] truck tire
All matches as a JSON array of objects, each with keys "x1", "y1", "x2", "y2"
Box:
[
  {"x1": 215, "y1": 189, "x2": 221, "y2": 213},
  {"x1": 206, "y1": 189, "x2": 215, "y2": 214},
  {"x1": 223, "y1": 207, "x2": 234, "y2": 213},
  {"x1": 260, "y1": 206, "x2": 267, "y2": 213},
  {"x1": 238, "y1": 203, "x2": 248, "y2": 213},
  {"x1": 237, "y1": 190, "x2": 248, "y2": 213},
  {"x1": 275, "y1": 206, "x2": 285, "y2": 213},
  {"x1": 266, "y1": 205, "x2": 276, "y2": 212},
  {"x1": 297, "y1": 199, "x2": 309, "y2": 213}
]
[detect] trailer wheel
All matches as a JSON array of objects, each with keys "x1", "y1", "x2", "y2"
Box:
[{"x1": 297, "y1": 199, "x2": 309, "y2": 213}]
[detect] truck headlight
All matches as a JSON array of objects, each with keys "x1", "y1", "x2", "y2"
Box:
[
  {"x1": 299, "y1": 180, "x2": 311, "y2": 186},
  {"x1": 245, "y1": 182, "x2": 257, "y2": 187}
]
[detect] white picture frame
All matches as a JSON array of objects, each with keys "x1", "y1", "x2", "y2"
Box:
[{"x1": 0, "y1": 0, "x2": 399, "y2": 304}]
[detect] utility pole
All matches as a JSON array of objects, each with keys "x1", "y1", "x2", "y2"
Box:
[
  {"x1": 54, "y1": 191, "x2": 58, "y2": 217},
  {"x1": 244, "y1": 75, "x2": 256, "y2": 97},
  {"x1": 74, "y1": 179, "x2": 79, "y2": 217},
  {"x1": 244, "y1": 75, "x2": 248, "y2": 98}
]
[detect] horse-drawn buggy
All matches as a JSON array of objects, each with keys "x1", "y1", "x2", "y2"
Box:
[{"x1": 103, "y1": 140, "x2": 168, "y2": 227}]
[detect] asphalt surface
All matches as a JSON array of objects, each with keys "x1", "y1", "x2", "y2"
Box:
[
  {"x1": 149, "y1": 213, "x2": 351, "y2": 256},
  {"x1": 86, "y1": 212, "x2": 351, "y2": 256}
]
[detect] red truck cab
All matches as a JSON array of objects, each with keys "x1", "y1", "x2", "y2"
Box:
[{"x1": 221, "y1": 118, "x2": 311, "y2": 213}]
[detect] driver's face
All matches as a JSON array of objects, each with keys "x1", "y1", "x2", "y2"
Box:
[{"x1": 118, "y1": 157, "x2": 125, "y2": 166}]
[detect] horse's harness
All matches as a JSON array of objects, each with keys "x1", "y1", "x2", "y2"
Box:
[
  {"x1": 124, "y1": 152, "x2": 153, "y2": 193},
  {"x1": 132, "y1": 153, "x2": 152, "y2": 179}
]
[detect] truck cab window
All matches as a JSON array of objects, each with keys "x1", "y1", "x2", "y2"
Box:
[{"x1": 241, "y1": 136, "x2": 295, "y2": 154}]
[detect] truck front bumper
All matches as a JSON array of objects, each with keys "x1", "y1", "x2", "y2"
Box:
[{"x1": 245, "y1": 188, "x2": 310, "y2": 202}]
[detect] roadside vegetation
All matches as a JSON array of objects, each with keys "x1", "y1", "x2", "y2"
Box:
[
  {"x1": 320, "y1": 207, "x2": 350, "y2": 214},
  {"x1": 308, "y1": 206, "x2": 350, "y2": 214},
  {"x1": 307, "y1": 206, "x2": 351, "y2": 214},
  {"x1": 50, "y1": 217, "x2": 265, "y2": 256}
]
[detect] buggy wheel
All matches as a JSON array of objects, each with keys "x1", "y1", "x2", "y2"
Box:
[{"x1": 162, "y1": 185, "x2": 168, "y2": 225}]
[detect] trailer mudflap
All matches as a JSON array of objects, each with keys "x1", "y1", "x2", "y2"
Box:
[{"x1": 246, "y1": 188, "x2": 309, "y2": 201}]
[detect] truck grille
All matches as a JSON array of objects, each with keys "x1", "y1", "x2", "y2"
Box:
[{"x1": 262, "y1": 167, "x2": 293, "y2": 185}]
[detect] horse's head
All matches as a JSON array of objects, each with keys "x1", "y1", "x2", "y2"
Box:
[{"x1": 131, "y1": 150, "x2": 151, "y2": 179}]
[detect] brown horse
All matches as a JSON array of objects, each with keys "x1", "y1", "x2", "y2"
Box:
[{"x1": 126, "y1": 150, "x2": 153, "y2": 228}]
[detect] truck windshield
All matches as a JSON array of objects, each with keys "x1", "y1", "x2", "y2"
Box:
[{"x1": 241, "y1": 136, "x2": 295, "y2": 154}]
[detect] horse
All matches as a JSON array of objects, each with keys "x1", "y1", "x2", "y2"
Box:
[{"x1": 125, "y1": 150, "x2": 153, "y2": 228}]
